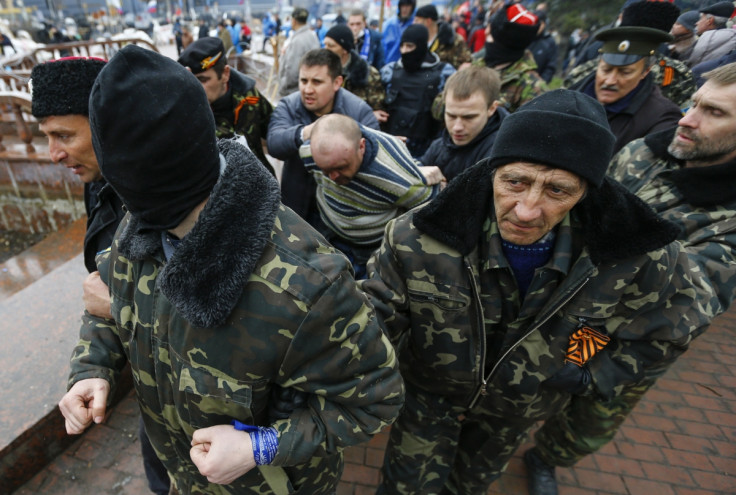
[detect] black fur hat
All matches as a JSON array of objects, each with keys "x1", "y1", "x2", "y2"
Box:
[
  {"x1": 31, "y1": 56, "x2": 107, "y2": 118},
  {"x1": 621, "y1": 0, "x2": 681, "y2": 33}
]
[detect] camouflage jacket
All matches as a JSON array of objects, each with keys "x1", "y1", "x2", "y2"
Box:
[
  {"x1": 564, "y1": 54, "x2": 695, "y2": 108},
  {"x1": 608, "y1": 128, "x2": 736, "y2": 316},
  {"x1": 342, "y1": 52, "x2": 385, "y2": 112},
  {"x1": 430, "y1": 22, "x2": 472, "y2": 70},
  {"x1": 212, "y1": 69, "x2": 274, "y2": 173},
  {"x1": 360, "y1": 159, "x2": 711, "y2": 418},
  {"x1": 68, "y1": 140, "x2": 404, "y2": 494},
  {"x1": 474, "y1": 50, "x2": 549, "y2": 112}
]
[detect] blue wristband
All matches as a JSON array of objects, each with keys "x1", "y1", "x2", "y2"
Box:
[{"x1": 231, "y1": 420, "x2": 279, "y2": 465}]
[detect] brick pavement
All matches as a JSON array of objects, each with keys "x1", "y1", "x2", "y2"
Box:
[{"x1": 11, "y1": 307, "x2": 736, "y2": 495}]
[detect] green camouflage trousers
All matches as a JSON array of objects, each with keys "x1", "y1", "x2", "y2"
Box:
[
  {"x1": 377, "y1": 386, "x2": 538, "y2": 495},
  {"x1": 533, "y1": 379, "x2": 657, "y2": 467}
]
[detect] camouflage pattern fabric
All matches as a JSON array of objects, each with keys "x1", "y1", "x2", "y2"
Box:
[
  {"x1": 360, "y1": 167, "x2": 712, "y2": 492},
  {"x1": 68, "y1": 140, "x2": 404, "y2": 494},
  {"x1": 534, "y1": 130, "x2": 736, "y2": 468},
  {"x1": 564, "y1": 54, "x2": 696, "y2": 108},
  {"x1": 213, "y1": 70, "x2": 274, "y2": 173},
  {"x1": 431, "y1": 32, "x2": 472, "y2": 70},
  {"x1": 344, "y1": 63, "x2": 386, "y2": 112},
  {"x1": 472, "y1": 50, "x2": 549, "y2": 112}
]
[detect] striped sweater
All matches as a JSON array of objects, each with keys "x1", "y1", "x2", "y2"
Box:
[{"x1": 300, "y1": 126, "x2": 439, "y2": 246}]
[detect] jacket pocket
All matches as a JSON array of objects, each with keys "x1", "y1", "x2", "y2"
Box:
[{"x1": 176, "y1": 361, "x2": 260, "y2": 429}]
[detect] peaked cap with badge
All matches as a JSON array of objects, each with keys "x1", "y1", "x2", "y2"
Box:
[
  {"x1": 178, "y1": 36, "x2": 225, "y2": 74},
  {"x1": 595, "y1": 26, "x2": 673, "y2": 66}
]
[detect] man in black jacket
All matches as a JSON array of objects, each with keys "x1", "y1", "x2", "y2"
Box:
[
  {"x1": 568, "y1": 26, "x2": 682, "y2": 153},
  {"x1": 420, "y1": 65, "x2": 506, "y2": 183}
]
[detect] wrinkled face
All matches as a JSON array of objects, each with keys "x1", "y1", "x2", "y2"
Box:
[
  {"x1": 194, "y1": 65, "x2": 230, "y2": 104},
  {"x1": 668, "y1": 80, "x2": 736, "y2": 167},
  {"x1": 594, "y1": 58, "x2": 649, "y2": 105},
  {"x1": 348, "y1": 15, "x2": 365, "y2": 38},
  {"x1": 313, "y1": 136, "x2": 365, "y2": 185},
  {"x1": 299, "y1": 64, "x2": 342, "y2": 116},
  {"x1": 493, "y1": 162, "x2": 586, "y2": 245},
  {"x1": 39, "y1": 114, "x2": 100, "y2": 183},
  {"x1": 695, "y1": 13, "x2": 713, "y2": 35},
  {"x1": 444, "y1": 90, "x2": 497, "y2": 146},
  {"x1": 324, "y1": 36, "x2": 349, "y2": 60},
  {"x1": 399, "y1": 42, "x2": 416, "y2": 54}
]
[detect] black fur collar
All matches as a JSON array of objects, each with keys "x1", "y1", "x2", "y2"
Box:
[
  {"x1": 116, "y1": 139, "x2": 281, "y2": 327},
  {"x1": 645, "y1": 127, "x2": 736, "y2": 207},
  {"x1": 346, "y1": 51, "x2": 370, "y2": 88},
  {"x1": 413, "y1": 158, "x2": 680, "y2": 265}
]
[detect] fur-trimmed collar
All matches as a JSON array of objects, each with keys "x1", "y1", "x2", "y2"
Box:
[
  {"x1": 413, "y1": 158, "x2": 680, "y2": 265},
  {"x1": 345, "y1": 51, "x2": 370, "y2": 88},
  {"x1": 116, "y1": 139, "x2": 281, "y2": 327},
  {"x1": 645, "y1": 127, "x2": 736, "y2": 206}
]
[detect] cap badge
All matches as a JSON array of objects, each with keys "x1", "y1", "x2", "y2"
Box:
[
  {"x1": 200, "y1": 51, "x2": 222, "y2": 70},
  {"x1": 617, "y1": 40, "x2": 630, "y2": 53}
]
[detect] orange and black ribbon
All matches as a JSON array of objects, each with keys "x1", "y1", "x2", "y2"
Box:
[{"x1": 565, "y1": 326, "x2": 610, "y2": 367}]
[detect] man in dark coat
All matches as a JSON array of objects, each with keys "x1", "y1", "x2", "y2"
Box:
[
  {"x1": 420, "y1": 65, "x2": 506, "y2": 183},
  {"x1": 527, "y1": 10, "x2": 558, "y2": 83},
  {"x1": 31, "y1": 57, "x2": 168, "y2": 495},
  {"x1": 348, "y1": 8, "x2": 384, "y2": 70},
  {"x1": 178, "y1": 37, "x2": 275, "y2": 175},
  {"x1": 568, "y1": 26, "x2": 683, "y2": 153},
  {"x1": 267, "y1": 49, "x2": 378, "y2": 226}
]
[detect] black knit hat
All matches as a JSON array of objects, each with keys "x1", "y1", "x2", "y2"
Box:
[
  {"x1": 325, "y1": 24, "x2": 355, "y2": 52},
  {"x1": 415, "y1": 4, "x2": 438, "y2": 21},
  {"x1": 89, "y1": 45, "x2": 220, "y2": 232},
  {"x1": 31, "y1": 57, "x2": 107, "y2": 118},
  {"x1": 700, "y1": 1, "x2": 736, "y2": 18},
  {"x1": 490, "y1": 3, "x2": 539, "y2": 50},
  {"x1": 621, "y1": 0, "x2": 681, "y2": 33},
  {"x1": 178, "y1": 36, "x2": 225, "y2": 74},
  {"x1": 489, "y1": 90, "x2": 615, "y2": 188}
]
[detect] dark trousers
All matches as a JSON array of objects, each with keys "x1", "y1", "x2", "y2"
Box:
[{"x1": 140, "y1": 416, "x2": 170, "y2": 495}]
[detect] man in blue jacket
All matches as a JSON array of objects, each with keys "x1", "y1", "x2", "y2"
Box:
[{"x1": 382, "y1": 0, "x2": 416, "y2": 63}]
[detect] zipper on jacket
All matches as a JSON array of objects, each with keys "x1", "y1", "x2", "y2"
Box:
[
  {"x1": 465, "y1": 260, "x2": 489, "y2": 408},
  {"x1": 467, "y1": 274, "x2": 592, "y2": 410}
]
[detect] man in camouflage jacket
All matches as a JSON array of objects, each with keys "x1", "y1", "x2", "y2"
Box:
[
  {"x1": 526, "y1": 62, "x2": 736, "y2": 495},
  {"x1": 413, "y1": 4, "x2": 472, "y2": 70},
  {"x1": 179, "y1": 37, "x2": 275, "y2": 175},
  {"x1": 59, "y1": 46, "x2": 404, "y2": 495},
  {"x1": 360, "y1": 90, "x2": 712, "y2": 495}
]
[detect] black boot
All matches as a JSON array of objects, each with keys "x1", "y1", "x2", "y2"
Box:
[{"x1": 524, "y1": 448, "x2": 559, "y2": 495}]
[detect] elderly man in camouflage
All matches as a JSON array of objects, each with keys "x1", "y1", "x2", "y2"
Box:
[
  {"x1": 359, "y1": 89, "x2": 713, "y2": 495},
  {"x1": 525, "y1": 61, "x2": 736, "y2": 495},
  {"x1": 178, "y1": 37, "x2": 275, "y2": 176},
  {"x1": 58, "y1": 46, "x2": 404, "y2": 495}
]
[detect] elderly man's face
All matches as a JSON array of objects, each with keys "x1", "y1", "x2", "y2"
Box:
[
  {"x1": 668, "y1": 80, "x2": 736, "y2": 167},
  {"x1": 493, "y1": 162, "x2": 586, "y2": 245},
  {"x1": 695, "y1": 13, "x2": 714, "y2": 35},
  {"x1": 312, "y1": 135, "x2": 365, "y2": 185},
  {"x1": 594, "y1": 58, "x2": 650, "y2": 105},
  {"x1": 39, "y1": 114, "x2": 101, "y2": 183}
]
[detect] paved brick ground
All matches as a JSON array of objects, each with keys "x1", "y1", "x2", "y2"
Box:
[{"x1": 12, "y1": 307, "x2": 736, "y2": 495}]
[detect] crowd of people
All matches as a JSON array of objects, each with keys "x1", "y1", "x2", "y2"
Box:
[{"x1": 25, "y1": 0, "x2": 736, "y2": 494}]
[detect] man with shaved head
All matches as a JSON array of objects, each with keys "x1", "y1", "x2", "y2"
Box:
[{"x1": 299, "y1": 114, "x2": 440, "y2": 277}]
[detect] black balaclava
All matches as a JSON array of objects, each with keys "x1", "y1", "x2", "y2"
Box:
[
  {"x1": 89, "y1": 45, "x2": 220, "y2": 233},
  {"x1": 400, "y1": 24, "x2": 430, "y2": 72}
]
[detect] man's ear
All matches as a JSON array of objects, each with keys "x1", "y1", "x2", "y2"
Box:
[{"x1": 222, "y1": 64, "x2": 231, "y2": 84}]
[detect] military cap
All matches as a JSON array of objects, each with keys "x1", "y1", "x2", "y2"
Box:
[
  {"x1": 595, "y1": 26, "x2": 673, "y2": 66},
  {"x1": 177, "y1": 36, "x2": 225, "y2": 74},
  {"x1": 292, "y1": 7, "x2": 309, "y2": 23},
  {"x1": 699, "y1": 1, "x2": 736, "y2": 18}
]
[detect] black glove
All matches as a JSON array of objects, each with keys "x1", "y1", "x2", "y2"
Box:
[
  {"x1": 543, "y1": 362, "x2": 591, "y2": 395},
  {"x1": 268, "y1": 385, "x2": 309, "y2": 421}
]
